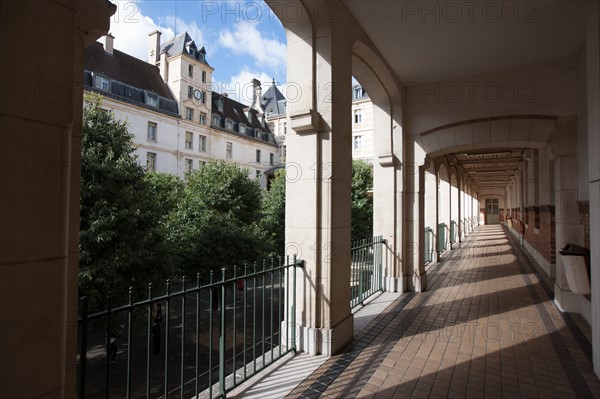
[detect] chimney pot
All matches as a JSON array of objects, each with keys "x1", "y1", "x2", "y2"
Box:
[{"x1": 104, "y1": 34, "x2": 114, "y2": 55}]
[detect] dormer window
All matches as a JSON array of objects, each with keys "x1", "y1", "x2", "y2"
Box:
[
  {"x1": 225, "y1": 119, "x2": 233, "y2": 130},
  {"x1": 212, "y1": 114, "x2": 220, "y2": 126},
  {"x1": 189, "y1": 47, "x2": 195, "y2": 57},
  {"x1": 239, "y1": 124, "x2": 246, "y2": 134},
  {"x1": 146, "y1": 92, "x2": 158, "y2": 107},
  {"x1": 94, "y1": 75, "x2": 110, "y2": 91},
  {"x1": 216, "y1": 99, "x2": 224, "y2": 113}
]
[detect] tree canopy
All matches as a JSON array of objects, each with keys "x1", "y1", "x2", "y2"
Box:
[{"x1": 79, "y1": 94, "x2": 173, "y2": 306}]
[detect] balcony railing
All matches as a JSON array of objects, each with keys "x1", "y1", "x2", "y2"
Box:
[
  {"x1": 438, "y1": 223, "x2": 448, "y2": 252},
  {"x1": 77, "y1": 256, "x2": 303, "y2": 399},
  {"x1": 350, "y1": 236, "x2": 385, "y2": 308},
  {"x1": 424, "y1": 227, "x2": 434, "y2": 264}
]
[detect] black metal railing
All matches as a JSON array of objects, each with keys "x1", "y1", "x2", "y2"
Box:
[
  {"x1": 350, "y1": 236, "x2": 385, "y2": 308},
  {"x1": 77, "y1": 256, "x2": 303, "y2": 399}
]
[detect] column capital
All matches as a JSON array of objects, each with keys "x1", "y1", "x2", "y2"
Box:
[{"x1": 289, "y1": 109, "x2": 324, "y2": 134}]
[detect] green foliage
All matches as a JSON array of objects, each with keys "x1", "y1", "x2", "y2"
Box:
[
  {"x1": 167, "y1": 160, "x2": 268, "y2": 278},
  {"x1": 79, "y1": 94, "x2": 174, "y2": 307},
  {"x1": 261, "y1": 169, "x2": 286, "y2": 255},
  {"x1": 351, "y1": 160, "x2": 373, "y2": 241}
]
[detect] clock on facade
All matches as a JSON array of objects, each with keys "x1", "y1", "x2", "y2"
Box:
[{"x1": 193, "y1": 89, "x2": 202, "y2": 100}]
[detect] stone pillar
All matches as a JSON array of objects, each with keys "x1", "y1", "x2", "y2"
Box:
[
  {"x1": 0, "y1": 1, "x2": 114, "y2": 397},
  {"x1": 552, "y1": 117, "x2": 586, "y2": 313},
  {"x1": 585, "y1": 0, "x2": 600, "y2": 378},
  {"x1": 404, "y1": 139, "x2": 427, "y2": 292},
  {"x1": 284, "y1": 8, "x2": 354, "y2": 355},
  {"x1": 372, "y1": 104, "x2": 403, "y2": 292}
]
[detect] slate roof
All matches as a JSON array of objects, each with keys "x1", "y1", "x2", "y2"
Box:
[
  {"x1": 83, "y1": 42, "x2": 178, "y2": 115},
  {"x1": 262, "y1": 80, "x2": 286, "y2": 117},
  {"x1": 161, "y1": 32, "x2": 211, "y2": 67},
  {"x1": 211, "y1": 92, "x2": 276, "y2": 145}
]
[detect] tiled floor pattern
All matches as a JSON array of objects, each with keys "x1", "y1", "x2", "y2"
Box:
[{"x1": 285, "y1": 225, "x2": 600, "y2": 398}]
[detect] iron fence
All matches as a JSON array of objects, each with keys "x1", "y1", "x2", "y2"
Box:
[
  {"x1": 350, "y1": 236, "x2": 385, "y2": 308},
  {"x1": 438, "y1": 223, "x2": 448, "y2": 252},
  {"x1": 77, "y1": 256, "x2": 303, "y2": 399},
  {"x1": 424, "y1": 227, "x2": 434, "y2": 264}
]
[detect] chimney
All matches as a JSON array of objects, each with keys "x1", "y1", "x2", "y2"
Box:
[
  {"x1": 159, "y1": 51, "x2": 168, "y2": 82},
  {"x1": 104, "y1": 34, "x2": 114, "y2": 55},
  {"x1": 250, "y1": 78, "x2": 264, "y2": 113},
  {"x1": 148, "y1": 30, "x2": 162, "y2": 65}
]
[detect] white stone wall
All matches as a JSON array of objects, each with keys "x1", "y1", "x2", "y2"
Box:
[{"x1": 97, "y1": 96, "x2": 277, "y2": 187}]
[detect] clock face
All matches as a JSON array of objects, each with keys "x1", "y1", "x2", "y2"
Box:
[{"x1": 194, "y1": 90, "x2": 202, "y2": 100}]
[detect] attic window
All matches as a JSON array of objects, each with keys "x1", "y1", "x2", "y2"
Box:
[
  {"x1": 146, "y1": 92, "x2": 158, "y2": 107},
  {"x1": 239, "y1": 124, "x2": 246, "y2": 134},
  {"x1": 94, "y1": 75, "x2": 110, "y2": 91},
  {"x1": 216, "y1": 99, "x2": 224, "y2": 113},
  {"x1": 199, "y1": 53, "x2": 205, "y2": 62},
  {"x1": 189, "y1": 47, "x2": 195, "y2": 57},
  {"x1": 225, "y1": 119, "x2": 233, "y2": 130}
]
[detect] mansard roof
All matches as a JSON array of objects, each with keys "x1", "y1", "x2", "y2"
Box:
[
  {"x1": 83, "y1": 42, "x2": 178, "y2": 115},
  {"x1": 211, "y1": 92, "x2": 276, "y2": 145},
  {"x1": 261, "y1": 80, "x2": 286, "y2": 117},
  {"x1": 161, "y1": 32, "x2": 211, "y2": 66}
]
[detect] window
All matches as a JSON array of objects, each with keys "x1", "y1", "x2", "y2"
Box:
[
  {"x1": 95, "y1": 75, "x2": 110, "y2": 91},
  {"x1": 256, "y1": 170, "x2": 262, "y2": 181},
  {"x1": 147, "y1": 122, "x2": 157, "y2": 141},
  {"x1": 202, "y1": 71, "x2": 206, "y2": 83},
  {"x1": 199, "y1": 160, "x2": 206, "y2": 168},
  {"x1": 185, "y1": 158, "x2": 193, "y2": 174},
  {"x1": 354, "y1": 109, "x2": 362, "y2": 124},
  {"x1": 201, "y1": 91, "x2": 206, "y2": 104},
  {"x1": 216, "y1": 99, "x2": 224, "y2": 113},
  {"x1": 186, "y1": 107, "x2": 194, "y2": 121},
  {"x1": 269, "y1": 153, "x2": 274, "y2": 165},
  {"x1": 256, "y1": 149, "x2": 261, "y2": 163},
  {"x1": 188, "y1": 85, "x2": 193, "y2": 99},
  {"x1": 226, "y1": 142, "x2": 233, "y2": 158},
  {"x1": 185, "y1": 131, "x2": 193, "y2": 149},
  {"x1": 239, "y1": 124, "x2": 246, "y2": 134},
  {"x1": 188, "y1": 64, "x2": 193, "y2": 78},
  {"x1": 283, "y1": 122, "x2": 287, "y2": 135},
  {"x1": 212, "y1": 114, "x2": 220, "y2": 126},
  {"x1": 225, "y1": 119, "x2": 233, "y2": 130},
  {"x1": 353, "y1": 135, "x2": 362, "y2": 150},
  {"x1": 146, "y1": 152, "x2": 156, "y2": 172},
  {"x1": 189, "y1": 47, "x2": 195, "y2": 57},
  {"x1": 146, "y1": 93, "x2": 158, "y2": 107},
  {"x1": 199, "y1": 112, "x2": 206, "y2": 125},
  {"x1": 353, "y1": 87, "x2": 363, "y2": 100},
  {"x1": 199, "y1": 135, "x2": 207, "y2": 152}
]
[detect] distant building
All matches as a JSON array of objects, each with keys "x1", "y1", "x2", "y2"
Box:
[
  {"x1": 83, "y1": 33, "x2": 278, "y2": 186},
  {"x1": 262, "y1": 81, "x2": 375, "y2": 165}
]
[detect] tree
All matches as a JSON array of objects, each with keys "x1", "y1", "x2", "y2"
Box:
[
  {"x1": 167, "y1": 160, "x2": 269, "y2": 278},
  {"x1": 351, "y1": 160, "x2": 373, "y2": 241},
  {"x1": 79, "y1": 94, "x2": 172, "y2": 308},
  {"x1": 261, "y1": 169, "x2": 286, "y2": 255}
]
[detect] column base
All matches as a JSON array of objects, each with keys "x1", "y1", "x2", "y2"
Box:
[
  {"x1": 554, "y1": 283, "x2": 582, "y2": 314},
  {"x1": 384, "y1": 276, "x2": 404, "y2": 293},
  {"x1": 296, "y1": 313, "x2": 354, "y2": 356},
  {"x1": 406, "y1": 272, "x2": 427, "y2": 292}
]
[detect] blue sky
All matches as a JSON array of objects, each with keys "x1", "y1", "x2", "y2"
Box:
[{"x1": 107, "y1": 0, "x2": 287, "y2": 104}]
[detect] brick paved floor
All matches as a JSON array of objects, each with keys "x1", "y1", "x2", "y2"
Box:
[{"x1": 285, "y1": 225, "x2": 600, "y2": 398}]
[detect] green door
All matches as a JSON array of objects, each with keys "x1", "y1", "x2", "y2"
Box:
[{"x1": 486, "y1": 199, "x2": 499, "y2": 224}]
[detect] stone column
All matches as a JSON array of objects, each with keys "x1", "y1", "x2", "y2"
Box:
[
  {"x1": 372, "y1": 104, "x2": 403, "y2": 292},
  {"x1": 284, "y1": 7, "x2": 354, "y2": 355},
  {"x1": 551, "y1": 117, "x2": 585, "y2": 313},
  {"x1": 585, "y1": 0, "x2": 600, "y2": 378},
  {"x1": 0, "y1": 1, "x2": 114, "y2": 397}
]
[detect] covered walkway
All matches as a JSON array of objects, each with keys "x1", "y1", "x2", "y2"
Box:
[{"x1": 240, "y1": 225, "x2": 600, "y2": 398}]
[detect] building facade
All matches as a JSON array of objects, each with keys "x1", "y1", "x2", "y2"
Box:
[{"x1": 84, "y1": 33, "x2": 278, "y2": 186}]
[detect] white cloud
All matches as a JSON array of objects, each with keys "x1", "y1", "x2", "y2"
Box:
[
  {"x1": 218, "y1": 22, "x2": 286, "y2": 74},
  {"x1": 213, "y1": 68, "x2": 277, "y2": 105},
  {"x1": 103, "y1": 1, "x2": 206, "y2": 61}
]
